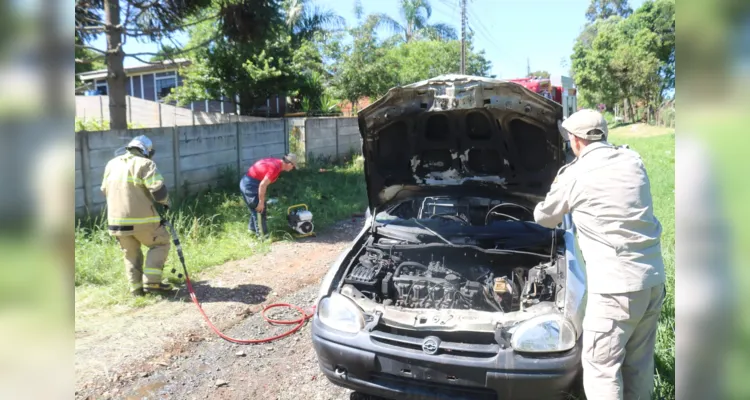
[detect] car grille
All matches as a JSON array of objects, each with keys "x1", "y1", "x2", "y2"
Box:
[
  {"x1": 370, "y1": 326, "x2": 500, "y2": 358},
  {"x1": 370, "y1": 372, "x2": 496, "y2": 400}
]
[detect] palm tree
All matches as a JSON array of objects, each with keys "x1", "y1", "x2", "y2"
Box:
[
  {"x1": 374, "y1": 0, "x2": 457, "y2": 43},
  {"x1": 283, "y1": 0, "x2": 346, "y2": 45}
]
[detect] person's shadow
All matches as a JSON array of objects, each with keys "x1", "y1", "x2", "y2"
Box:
[{"x1": 168, "y1": 281, "x2": 272, "y2": 305}]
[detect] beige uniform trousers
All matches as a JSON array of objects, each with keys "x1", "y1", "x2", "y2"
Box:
[
  {"x1": 115, "y1": 225, "x2": 171, "y2": 290},
  {"x1": 582, "y1": 284, "x2": 666, "y2": 400}
]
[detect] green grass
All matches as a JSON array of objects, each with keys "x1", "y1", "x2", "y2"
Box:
[
  {"x1": 74, "y1": 157, "x2": 367, "y2": 310},
  {"x1": 609, "y1": 132, "x2": 675, "y2": 399}
]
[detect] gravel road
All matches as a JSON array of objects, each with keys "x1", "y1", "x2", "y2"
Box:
[
  {"x1": 113, "y1": 284, "x2": 352, "y2": 400},
  {"x1": 75, "y1": 218, "x2": 365, "y2": 400}
]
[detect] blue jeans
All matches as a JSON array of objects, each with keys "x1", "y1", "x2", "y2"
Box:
[{"x1": 239, "y1": 175, "x2": 268, "y2": 236}]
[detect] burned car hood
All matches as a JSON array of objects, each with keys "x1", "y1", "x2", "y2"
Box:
[{"x1": 357, "y1": 74, "x2": 565, "y2": 209}]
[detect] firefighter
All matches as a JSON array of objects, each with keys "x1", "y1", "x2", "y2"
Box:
[
  {"x1": 533, "y1": 109, "x2": 666, "y2": 400},
  {"x1": 101, "y1": 135, "x2": 174, "y2": 296}
]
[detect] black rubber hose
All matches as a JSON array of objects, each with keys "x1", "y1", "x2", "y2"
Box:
[{"x1": 394, "y1": 261, "x2": 428, "y2": 278}]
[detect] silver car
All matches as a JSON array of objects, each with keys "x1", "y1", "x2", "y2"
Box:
[{"x1": 311, "y1": 75, "x2": 586, "y2": 400}]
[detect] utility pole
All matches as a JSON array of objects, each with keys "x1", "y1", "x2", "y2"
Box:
[
  {"x1": 527, "y1": 57, "x2": 531, "y2": 77},
  {"x1": 460, "y1": 0, "x2": 466, "y2": 74}
]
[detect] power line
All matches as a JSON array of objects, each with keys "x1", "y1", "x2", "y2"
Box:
[{"x1": 466, "y1": 7, "x2": 503, "y2": 55}]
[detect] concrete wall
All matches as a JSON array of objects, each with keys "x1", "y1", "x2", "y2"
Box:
[
  {"x1": 303, "y1": 117, "x2": 362, "y2": 161},
  {"x1": 75, "y1": 95, "x2": 265, "y2": 129},
  {"x1": 75, "y1": 119, "x2": 284, "y2": 215},
  {"x1": 75, "y1": 116, "x2": 363, "y2": 215}
]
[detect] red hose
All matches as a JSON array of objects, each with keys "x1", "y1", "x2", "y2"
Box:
[
  {"x1": 164, "y1": 219, "x2": 315, "y2": 344},
  {"x1": 184, "y1": 275, "x2": 316, "y2": 344}
]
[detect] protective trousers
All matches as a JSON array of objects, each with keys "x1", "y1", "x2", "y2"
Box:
[
  {"x1": 582, "y1": 284, "x2": 666, "y2": 400},
  {"x1": 115, "y1": 225, "x2": 171, "y2": 292}
]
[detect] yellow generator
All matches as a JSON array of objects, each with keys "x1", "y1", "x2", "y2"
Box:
[{"x1": 287, "y1": 204, "x2": 315, "y2": 237}]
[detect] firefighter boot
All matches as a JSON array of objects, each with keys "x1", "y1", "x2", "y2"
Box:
[{"x1": 143, "y1": 282, "x2": 176, "y2": 296}]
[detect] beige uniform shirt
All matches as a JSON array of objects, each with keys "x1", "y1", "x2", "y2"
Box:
[
  {"x1": 101, "y1": 150, "x2": 169, "y2": 235},
  {"x1": 534, "y1": 142, "x2": 665, "y2": 294}
]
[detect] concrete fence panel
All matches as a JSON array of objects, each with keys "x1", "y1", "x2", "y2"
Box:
[
  {"x1": 304, "y1": 118, "x2": 338, "y2": 160},
  {"x1": 178, "y1": 123, "x2": 237, "y2": 193},
  {"x1": 239, "y1": 119, "x2": 286, "y2": 171},
  {"x1": 336, "y1": 118, "x2": 361, "y2": 158},
  {"x1": 74, "y1": 117, "x2": 363, "y2": 217}
]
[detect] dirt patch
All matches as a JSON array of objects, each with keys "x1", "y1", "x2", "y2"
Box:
[
  {"x1": 79, "y1": 285, "x2": 351, "y2": 400},
  {"x1": 609, "y1": 123, "x2": 674, "y2": 138},
  {"x1": 75, "y1": 218, "x2": 364, "y2": 399}
]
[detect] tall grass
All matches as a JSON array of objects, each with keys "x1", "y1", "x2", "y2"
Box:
[
  {"x1": 609, "y1": 132, "x2": 675, "y2": 399},
  {"x1": 75, "y1": 158, "x2": 367, "y2": 309}
]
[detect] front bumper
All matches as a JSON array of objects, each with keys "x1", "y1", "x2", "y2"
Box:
[{"x1": 311, "y1": 318, "x2": 581, "y2": 400}]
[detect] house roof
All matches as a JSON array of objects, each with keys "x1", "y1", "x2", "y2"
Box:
[{"x1": 77, "y1": 58, "x2": 191, "y2": 81}]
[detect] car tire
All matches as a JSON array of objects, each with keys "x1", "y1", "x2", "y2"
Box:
[
  {"x1": 568, "y1": 368, "x2": 586, "y2": 400},
  {"x1": 350, "y1": 392, "x2": 388, "y2": 400}
]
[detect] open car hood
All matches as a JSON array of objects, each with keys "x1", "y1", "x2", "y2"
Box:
[{"x1": 357, "y1": 74, "x2": 566, "y2": 210}]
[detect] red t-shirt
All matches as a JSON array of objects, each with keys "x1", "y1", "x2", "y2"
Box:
[{"x1": 247, "y1": 158, "x2": 283, "y2": 183}]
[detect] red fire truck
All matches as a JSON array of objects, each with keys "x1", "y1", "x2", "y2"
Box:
[{"x1": 508, "y1": 75, "x2": 578, "y2": 118}]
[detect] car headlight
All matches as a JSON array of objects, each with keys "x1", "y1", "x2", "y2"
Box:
[
  {"x1": 317, "y1": 292, "x2": 365, "y2": 334},
  {"x1": 510, "y1": 314, "x2": 577, "y2": 353}
]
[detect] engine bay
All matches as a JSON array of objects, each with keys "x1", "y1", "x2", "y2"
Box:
[
  {"x1": 332, "y1": 195, "x2": 568, "y2": 330},
  {"x1": 342, "y1": 243, "x2": 562, "y2": 314}
]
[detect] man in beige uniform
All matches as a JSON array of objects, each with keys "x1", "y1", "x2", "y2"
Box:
[
  {"x1": 101, "y1": 135, "x2": 174, "y2": 296},
  {"x1": 533, "y1": 109, "x2": 666, "y2": 400}
]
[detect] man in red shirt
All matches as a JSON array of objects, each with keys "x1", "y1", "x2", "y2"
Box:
[{"x1": 239, "y1": 153, "x2": 298, "y2": 237}]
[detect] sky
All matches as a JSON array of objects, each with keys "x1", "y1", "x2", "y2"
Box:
[{"x1": 91, "y1": 0, "x2": 646, "y2": 79}]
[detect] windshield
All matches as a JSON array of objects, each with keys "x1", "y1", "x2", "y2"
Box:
[{"x1": 375, "y1": 195, "x2": 534, "y2": 226}]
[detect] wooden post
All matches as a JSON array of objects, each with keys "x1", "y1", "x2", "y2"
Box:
[
  {"x1": 158, "y1": 102, "x2": 163, "y2": 127},
  {"x1": 127, "y1": 96, "x2": 132, "y2": 125}
]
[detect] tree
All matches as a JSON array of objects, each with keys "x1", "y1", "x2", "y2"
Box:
[
  {"x1": 149, "y1": 44, "x2": 180, "y2": 62},
  {"x1": 75, "y1": 37, "x2": 105, "y2": 89},
  {"x1": 528, "y1": 70, "x2": 550, "y2": 78},
  {"x1": 623, "y1": 0, "x2": 675, "y2": 101},
  {"x1": 386, "y1": 39, "x2": 493, "y2": 86},
  {"x1": 169, "y1": 0, "x2": 340, "y2": 114},
  {"x1": 326, "y1": 15, "x2": 493, "y2": 113},
  {"x1": 571, "y1": 0, "x2": 674, "y2": 121},
  {"x1": 571, "y1": 17, "x2": 623, "y2": 108},
  {"x1": 585, "y1": 0, "x2": 633, "y2": 23},
  {"x1": 571, "y1": 10, "x2": 664, "y2": 121},
  {"x1": 373, "y1": 0, "x2": 457, "y2": 43},
  {"x1": 75, "y1": 0, "x2": 282, "y2": 129},
  {"x1": 327, "y1": 15, "x2": 399, "y2": 111}
]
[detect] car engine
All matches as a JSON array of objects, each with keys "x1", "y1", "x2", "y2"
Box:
[{"x1": 342, "y1": 246, "x2": 559, "y2": 313}]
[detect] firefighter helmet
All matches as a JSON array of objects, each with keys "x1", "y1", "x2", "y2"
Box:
[{"x1": 126, "y1": 135, "x2": 155, "y2": 158}]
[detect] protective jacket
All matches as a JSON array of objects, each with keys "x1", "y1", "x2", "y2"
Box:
[{"x1": 101, "y1": 149, "x2": 170, "y2": 235}]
